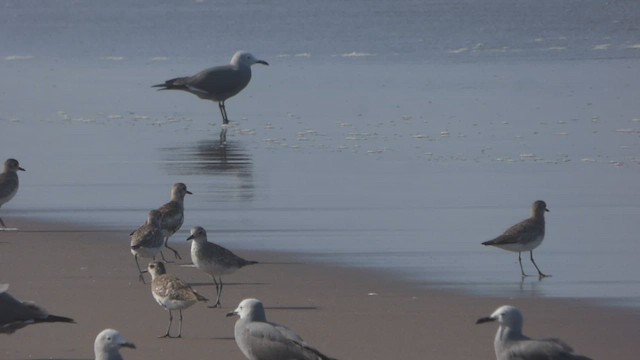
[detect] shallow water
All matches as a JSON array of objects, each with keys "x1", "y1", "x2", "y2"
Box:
[{"x1": 1, "y1": 0, "x2": 639, "y2": 307}]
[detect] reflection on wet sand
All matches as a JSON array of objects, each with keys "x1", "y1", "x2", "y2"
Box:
[{"x1": 161, "y1": 131, "x2": 254, "y2": 201}]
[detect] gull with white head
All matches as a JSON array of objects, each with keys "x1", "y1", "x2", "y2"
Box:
[
  {"x1": 476, "y1": 305, "x2": 592, "y2": 360},
  {"x1": 227, "y1": 298, "x2": 337, "y2": 360},
  {"x1": 94, "y1": 328, "x2": 136, "y2": 360},
  {"x1": 153, "y1": 51, "x2": 269, "y2": 125}
]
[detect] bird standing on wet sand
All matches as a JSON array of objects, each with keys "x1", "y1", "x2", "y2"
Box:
[
  {"x1": 0, "y1": 284, "x2": 75, "y2": 334},
  {"x1": 476, "y1": 305, "x2": 592, "y2": 360},
  {"x1": 0, "y1": 158, "x2": 25, "y2": 228},
  {"x1": 94, "y1": 328, "x2": 136, "y2": 360},
  {"x1": 146, "y1": 261, "x2": 207, "y2": 338},
  {"x1": 130, "y1": 209, "x2": 164, "y2": 283},
  {"x1": 482, "y1": 200, "x2": 550, "y2": 278},
  {"x1": 187, "y1": 226, "x2": 258, "y2": 308},
  {"x1": 153, "y1": 51, "x2": 269, "y2": 125},
  {"x1": 156, "y1": 183, "x2": 192, "y2": 260}
]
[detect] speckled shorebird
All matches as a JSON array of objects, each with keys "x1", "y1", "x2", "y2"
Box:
[
  {"x1": 94, "y1": 328, "x2": 136, "y2": 360},
  {"x1": 482, "y1": 200, "x2": 550, "y2": 278},
  {"x1": 476, "y1": 305, "x2": 593, "y2": 360},
  {"x1": 146, "y1": 261, "x2": 207, "y2": 338},
  {"x1": 156, "y1": 183, "x2": 192, "y2": 260},
  {"x1": 187, "y1": 226, "x2": 258, "y2": 308},
  {"x1": 153, "y1": 51, "x2": 269, "y2": 125},
  {"x1": 130, "y1": 210, "x2": 164, "y2": 283},
  {"x1": 227, "y1": 298, "x2": 337, "y2": 360},
  {"x1": 0, "y1": 159, "x2": 25, "y2": 228},
  {"x1": 0, "y1": 284, "x2": 75, "y2": 334}
]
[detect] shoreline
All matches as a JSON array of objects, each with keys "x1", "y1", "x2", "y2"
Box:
[{"x1": 1, "y1": 218, "x2": 639, "y2": 359}]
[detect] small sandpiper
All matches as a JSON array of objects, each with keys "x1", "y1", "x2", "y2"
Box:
[
  {"x1": 146, "y1": 261, "x2": 207, "y2": 338},
  {"x1": 187, "y1": 226, "x2": 258, "y2": 308},
  {"x1": 482, "y1": 200, "x2": 550, "y2": 278},
  {"x1": 0, "y1": 159, "x2": 25, "y2": 228},
  {"x1": 156, "y1": 183, "x2": 192, "y2": 260},
  {"x1": 130, "y1": 210, "x2": 164, "y2": 283}
]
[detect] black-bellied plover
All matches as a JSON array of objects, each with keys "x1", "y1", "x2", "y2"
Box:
[
  {"x1": 0, "y1": 284, "x2": 74, "y2": 334},
  {"x1": 476, "y1": 305, "x2": 592, "y2": 360},
  {"x1": 482, "y1": 200, "x2": 550, "y2": 278},
  {"x1": 130, "y1": 210, "x2": 164, "y2": 283},
  {"x1": 227, "y1": 298, "x2": 337, "y2": 360},
  {"x1": 187, "y1": 226, "x2": 258, "y2": 308},
  {"x1": 156, "y1": 183, "x2": 192, "y2": 260},
  {"x1": 146, "y1": 261, "x2": 207, "y2": 338},
  {"x1": 0, "y1": 159, "x2": 25, "y2": 228},
  {"x1": 153, "y1": 51, "x2": 269, "y2": 125},
  {"x1": 94, "y1": 328, "x2": 136, "y2": 360}
]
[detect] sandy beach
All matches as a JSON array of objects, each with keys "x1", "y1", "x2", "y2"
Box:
[{"x1": 0, "y1": 218, "x2": 637, "y2": 360}]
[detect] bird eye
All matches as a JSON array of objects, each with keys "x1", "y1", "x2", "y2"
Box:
[{"x1": 107, "y1": 337, "x2": 112, "y2": 341}]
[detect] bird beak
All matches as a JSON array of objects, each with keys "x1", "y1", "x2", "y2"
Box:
[
  {"x1": 186, "y1": 190, "x2": 193, "y2": 195},
  {"x1": 120, "y1": 342, "x2": 136, "y2": 349},
  {"x1": 475, "y1": 316, "x2": 495, "y2": 325},
  {"x1": 186, "y1": 234, "x2": 194, "y2": 241},
  {"x1": 18, "y1": 167, "x2": 25, "y2": 171},
  {"x1": 226, "y1": 310, "x2": 238, "y2": 317},
  {"x1": 545, "y1": 208, "x2": 550, "y2": 212},
  {"x1": 256, "y1": 60, "x2": 269, "y2": 66}
]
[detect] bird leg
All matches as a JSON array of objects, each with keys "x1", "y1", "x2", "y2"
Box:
[
  {"x1": 216, "y1": 275, "x2": 224, "y2": 307},
  {"x1": 134, "y1": 254, "x2": 146, "y2": 284},
  {"x1": 208, "y1": 275, "x2": 222, "y2": 308},
  {"x1": 159, "y1": 250, "x2": 173, "y2": 263},
  {"x1": 218, "y1": 101, "x2": 229, "y2": 124},
  {"x1": 176, "y1": 309, "x2": 183, "y2": 338},
  {"x1": 159, "y1": 310, "x2": 173, "y2": 338},
  {"x1": 0, "y1": 216, "x2": 6, "y2": 228},
  {"x1": 163, "y1": 237, "x2": 182, "y2": 260},
  {"x1": 518, "y1": 252, "x2": 529, "y2": 277},
  {"x1": 530, "y1": 251, "x2": 550, "y2": 278}
]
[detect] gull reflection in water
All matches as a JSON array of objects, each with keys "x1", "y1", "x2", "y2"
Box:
[{"x1": 161, "y1": 129, "x2": 254, "y2": 202}]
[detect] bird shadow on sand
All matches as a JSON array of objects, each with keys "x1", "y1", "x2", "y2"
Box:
[
  {"x1": 189, "y1": 281, "x2": 267, "y2": 287},
  {"x1": 265, "y1": 306, "x2": 318, "y2": 311},
  {"x1": 211, "y1": 336, "x2": 236, "y2": 341},
  {"x1": 28, "y1": 358, "x2": 90, "y2": 360}
]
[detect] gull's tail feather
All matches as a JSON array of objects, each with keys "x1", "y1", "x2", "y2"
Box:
[
  {"x1": 241, "y1": 259, "x2": 259, "y2": 268},
  {"x1": 152, "y1": 77, "x2": 190, "y2": 90},
  {"x1": 293, "y1": 340, "x2": 338, "y2": 360},
  {"x1": 194, "y1": 291, "x2": 208, "y2": 303},
  {"x1": 38, "y1": 314, "x2": 75, "y2": 324}
]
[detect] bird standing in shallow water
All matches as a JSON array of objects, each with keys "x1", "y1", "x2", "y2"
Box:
[
  {"x1": 153, "y1": 51, "x2": 269, "y2": 125},
  {"x1": 0, "y1": 158, "x2": 25, "y2": 228},
  {"x1": 476, "y1": 305, "x2": 592, "y2": 360},
  {"x1": 482, "y1": 200, "x2": 550, "y2": 278},
  {"x1": 187, "y1": 226, "x2": 258, "y2": 308},
  {"x1": 146, "y1": 261, "x2": 207, "y2": 338}
]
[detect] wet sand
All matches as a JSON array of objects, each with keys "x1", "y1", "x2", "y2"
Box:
[{"x1": 1, "y1": 218, "x2": 638, "y2": 360}]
